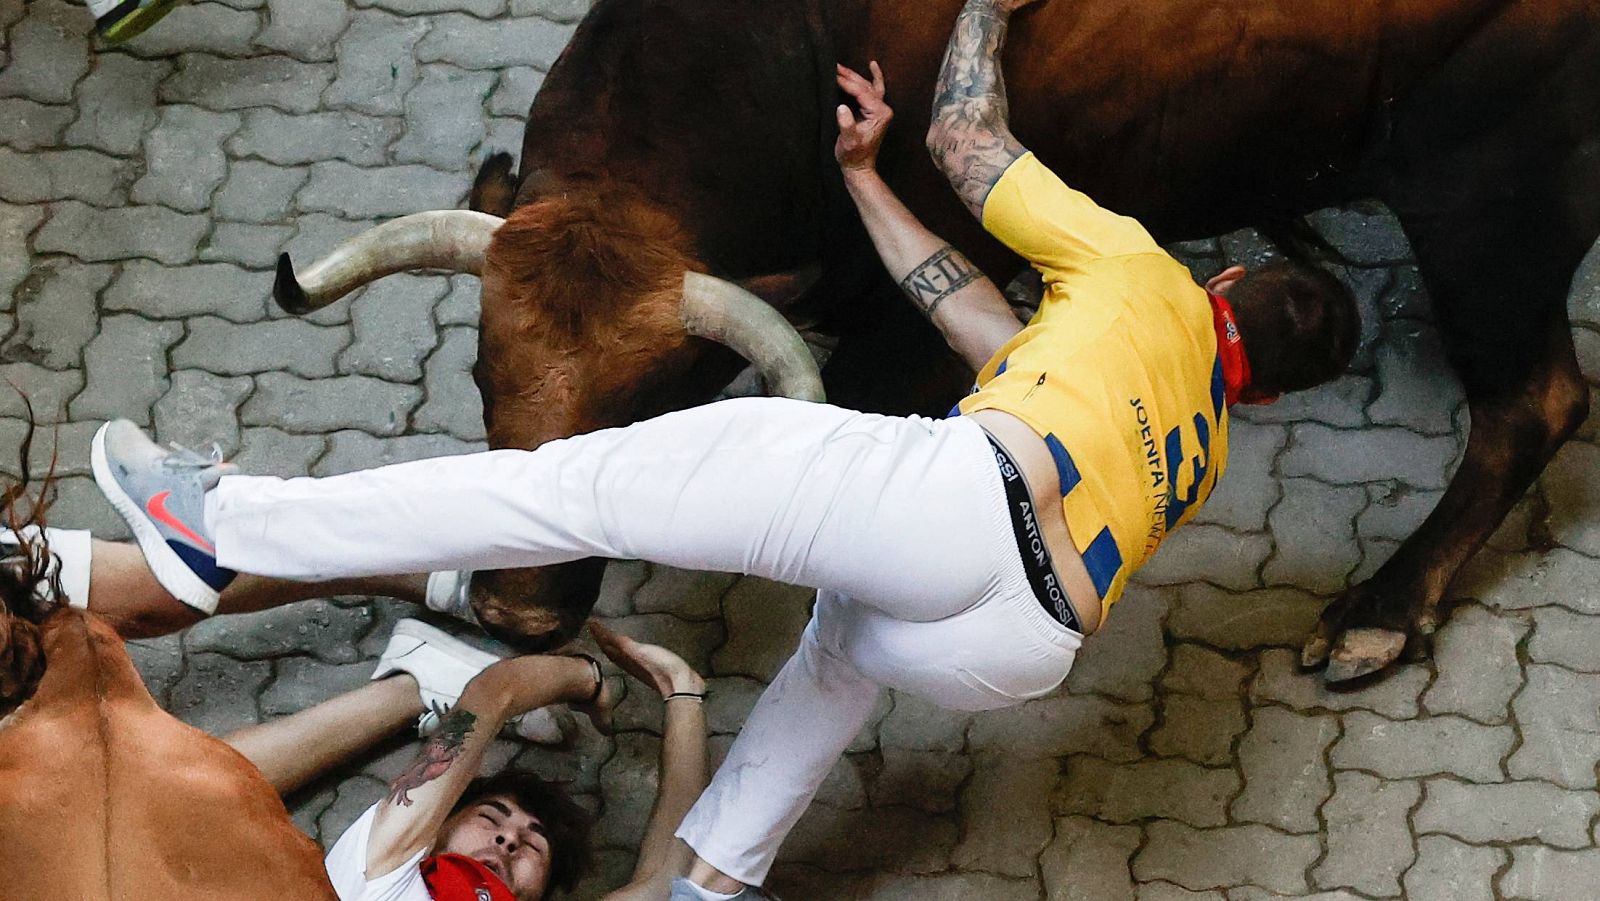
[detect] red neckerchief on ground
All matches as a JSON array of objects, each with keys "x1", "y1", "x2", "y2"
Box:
[
  {"x1": 1207, "y1": 291, "x2": 1260, "y2": 406},
  {"x1": 421, "y1": 854, "x2": 517, "y2": 901}
]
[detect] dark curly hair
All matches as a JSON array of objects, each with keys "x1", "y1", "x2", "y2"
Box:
[
  {"x1": 0, "y1": 401, "x2": 64, "y2": 716},
  {"x1": 449, "y1": 769, "x2": 594, "y2": 896}
]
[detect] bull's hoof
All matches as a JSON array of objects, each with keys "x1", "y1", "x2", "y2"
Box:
[
  {"x1": 1300, "y1": 621, "x2": 1333, "y2": 669},
  {"x1": 1322, "y1": 627, "x2": 1409, "y2": 683}
]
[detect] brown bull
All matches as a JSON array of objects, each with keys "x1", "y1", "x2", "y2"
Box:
[
  {"x1": 0, "y1": 520, "x2": 336, "y2": 898},
  {"x1": 275, "y1": 0, "x2": 1600, "y2": 681}
]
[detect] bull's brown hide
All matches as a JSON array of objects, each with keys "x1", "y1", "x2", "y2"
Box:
[{"x1": 0, "y1": 609, "x2": 337, "y2": 901}]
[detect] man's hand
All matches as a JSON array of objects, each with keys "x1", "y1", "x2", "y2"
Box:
[
  {"x1": 591, "y1": 621, "x2": 705, "y2": 698},
  {"x1": 834, "y1": 61, "x2": 893, "y2": 172}
]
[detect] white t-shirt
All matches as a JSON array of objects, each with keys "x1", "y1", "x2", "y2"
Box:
[{"x1": 324, "y1": 803, "x2": 432, "y2": 901}]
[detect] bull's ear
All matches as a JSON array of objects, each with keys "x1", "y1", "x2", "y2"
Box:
[{"x1": 737, "y1": 264, "x2": 822, "y2": 309}]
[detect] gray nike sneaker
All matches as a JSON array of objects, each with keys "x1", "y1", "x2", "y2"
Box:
[
  {"x1": 669, "y1": 877, "x2": 781, "y2": 900},
  {"x1": 91, "y1": 419, "x2": 236, "y2": 614}
]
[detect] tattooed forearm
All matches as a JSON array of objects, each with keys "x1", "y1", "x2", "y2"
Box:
[
  {"x1": 386, "y1": 708, "x2": 477, "y2": 807},
  {"x1": 928, "y1": 0, "x2": 1027, "y2": 219},
  {"x1": 900, "y1": 246, "x2": 985, "y2": 317}
]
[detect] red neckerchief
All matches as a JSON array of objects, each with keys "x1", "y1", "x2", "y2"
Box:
[
  {"x1": 421, "y1": 854, "x2": 517, "y2": 901},
  {"x1": 1207, "y1": 291, "x2": 1259, "y2": 406}
]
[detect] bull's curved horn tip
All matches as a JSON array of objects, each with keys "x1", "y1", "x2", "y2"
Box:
[{"x1": 272, "y1": 252, "x2": 312, "y2": 315}]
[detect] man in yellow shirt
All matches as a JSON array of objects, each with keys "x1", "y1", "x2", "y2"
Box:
[{"x1": 80, "y1": 1, "x2": 1356, "y2": 898}]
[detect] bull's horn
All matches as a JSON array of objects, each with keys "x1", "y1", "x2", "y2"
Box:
[
  {"x1": 273, "y1": 210, "x2": 505, "y2": 314},
  {"x1": 681, "y1": 271, "x2": 825, "y2": 402}
]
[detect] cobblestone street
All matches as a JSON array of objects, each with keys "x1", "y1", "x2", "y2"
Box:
[{"x1": 5, "y1": 1, "x2": 1600, "y2": 897}]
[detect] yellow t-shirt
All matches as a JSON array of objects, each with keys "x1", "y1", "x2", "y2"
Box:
[{"x1": 956, "y1": 153, "x2": 1229, "y2": 617}]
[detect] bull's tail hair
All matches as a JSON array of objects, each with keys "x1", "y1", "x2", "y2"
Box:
[{"x1": 0, "y1": 393, "x2": 60, "y2": 716}]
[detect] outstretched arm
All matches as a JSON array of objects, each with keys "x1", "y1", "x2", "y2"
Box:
[
  {"x1": 926, "y1": 0, "x2": 1038, "y2": 220},
  {"x1": 836, "y1": 62, "x2": 1021, "y2": 371}
]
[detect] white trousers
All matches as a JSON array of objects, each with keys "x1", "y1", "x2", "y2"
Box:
[{"x1": 207, "y1": 397, "x2": 1081, "y2": 885}]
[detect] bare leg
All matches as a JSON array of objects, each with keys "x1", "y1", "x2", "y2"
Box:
[
  {"x1": 85, "y1": 539, "x2": 428, "y2": 639},
  {"x1": 221, "y1": 674, "x2": 425, "y2": 796}
]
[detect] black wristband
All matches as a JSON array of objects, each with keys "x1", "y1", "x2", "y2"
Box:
[{"x1": 665, "y1": 691, "x2": 706, "y2": 702}]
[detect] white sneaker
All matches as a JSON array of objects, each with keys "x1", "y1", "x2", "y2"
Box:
[
  {"x1": 371, "y1": 618, "x2": 571, "y2": 745},
  {"x1": 0, "y1": 526, "x2": 92, "y2": 610}
]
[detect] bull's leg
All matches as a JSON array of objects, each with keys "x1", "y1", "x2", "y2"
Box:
[
  {"x1": 1307, "y1": 176, "x2": 1596, "y2": 681},
  {"x1": 821, "y1": 285, "x2": 971, "y2": 416}
]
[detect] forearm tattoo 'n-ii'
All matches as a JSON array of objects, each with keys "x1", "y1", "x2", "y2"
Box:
[
  {"x1": 931, "y1": 0, "x2": 1027, "y2": 218},
  {"x1": 901, "y1": 245, "x2": 983, "y2": 317},
  {"x1": 387, "y1": 708, "x2": 476, "y2": 807}
]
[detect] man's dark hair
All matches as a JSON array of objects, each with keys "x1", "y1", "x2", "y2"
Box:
[
  {"x1": 452, "y1": 770, "x2": 594, "y2": 895},
  {"x1": 1227, "y1": 261, "x2": 1361, "y2": 395}
]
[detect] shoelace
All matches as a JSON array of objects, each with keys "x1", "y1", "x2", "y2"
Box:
[{"x1": 159, "y1": 441, "x2": 226, "y2": 470}]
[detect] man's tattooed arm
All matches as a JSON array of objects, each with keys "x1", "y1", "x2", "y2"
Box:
[
  {"x1": 927, "y1": 0, "x2": 1029, "y2": 220},
  {"x1": 899, "y1": 245, "x2": 987, "y2": 318},
  {"x1": 386, "y1": 708, "x2": 477, "y2": 807}
]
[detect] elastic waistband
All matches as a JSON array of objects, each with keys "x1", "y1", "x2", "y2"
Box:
[{"x1": 984, "y1": 434, "x2": 1084, "y2": 634}]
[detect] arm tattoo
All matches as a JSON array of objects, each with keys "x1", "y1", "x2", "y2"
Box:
[
  {"x1": 386, "y1": 708, "x2": 476, "y2": 807},
  {"x1": 930, "y1": 0, "x2": 1027, "y2": 219},
  {"x1": 900, "y1": 245, "x2": 984, "y2": 317}
]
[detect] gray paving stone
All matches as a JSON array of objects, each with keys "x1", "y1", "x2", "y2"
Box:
[
  {"x1": 1502, "y1": 846, "x2": 1600, "y2": 901},
  {"x1": 1161, "y1": 645, "x2": 1252, "y2": 701},
  {"x1": 1149, "y1": 694, "x2": 1247, "y2": 765},
  {"x1": 481, "y1": 119, "x2": 524, "y2": 168},
  {"x1": 1262, "y1": 478, "x2": 1366, "y2": 593},
  {"x1": 1228, "y1": 890, "x2": 1366, "y2": 901},
  {"x1": 1414, "y1": 778, "x2": 1600, "y2": 848},
  {"x1": 0, "y1": 203, "x2": 45, "y2": 307},
  {"x1": 0, "y1": 418, "x2": 97, "y2": 477},
  {"x1": 357, "y1": 0, "x2": 504, "y2": 16},
  {"x1": 63, "y1": 55, "x2": 171, "y2": 156},
  {"x1": 0, "y1": 146, "x2": 132, "y2": 206},
  {"x1": 200, "y1": 221, "x2": 294, "y2": 268},
  {"x1": 1135, "y1": 523, "x2": 1270, "y2": 591},
  {"x1": 416, "y1": 14, "x2": 578, "y2": 69},
  {"x1": 260, "y1": 657, "x2": 372, "y2": 716},
  {"x1": 1401, "y1": 835, "x2": 1503, "y2": 901},
  {"x1": 632, "y1": 565, "x2": 737, "y2": 620},
  {"x1": 325, "y1": 11, "x2": 427, "y2": 116},
  {"x1": 3, "y1": 260, "x2": 110, "y2": 369},
  {"x1": 953, "y1": 753, "x2": 1058, "y2": 876},
  {"x1": 970, "y1": 694, "x2": 1154, "y2": 762},
  {"x1": 1507, "y1": 664, "x2": 1600, "y2": 789},
  {"x1": 214, "y1": 160, "x2": 309, "y2": 223},
  {"x1": 1193, "y1": 420, "x2": 1285, "y2": 532},
  {"x1": 317, "y1": 776, "x2": 387, "y2": 845},
  {"x1": 168, "y1": 652, "x2": 271, "y2": 735},
  {"x1": 870, "y1": 748, "x2": 969, "y2": 813},
  {"x1": 1312, "y1": 771, "x2": 1419, "y2": 897},
  {"x1": 1038, "y1": 816, "x2": 1140, "y2": 901},
  {"x1": 697, "y1": 674, "x2": 762, "y2": 736},
  {"x1": 1541, "y1": 440, "x2": 1600, "y2": 556},
  {"x1": 435, "y1": 275, "x2": 480, "y2": 326},
  {"x1": 1528, "y1": 604, "x2": 1600, "y2": 670},
  {"x1": 256, "y1": 0, "x2": 349, "y2": 61},
  {"x1": 313, "y1": 430, "x2": 475, "y2": 475},
  {"x1": 1356, "y1": 481, "x2": 1441, "y2": 543},
  {"x1": 1280, "y1": 423, "x2": 1458, "y2": 489},
  {"x1": 711, "y1": 576, "x2": 812, "y2": 680},
  {"x1": 241, "y1": 371, "x2": 422, "y2": 436},
  {"x1": 509, "y1": 0, "x2": 588, "y2": 20},
  {"x1": 1230, "y1": 706, "x2": 1338, "y2": 833},
  {"x1": 34, "y1": 201, "x2": 209, "y2": 265},
  {"x1": 1368, "y1": 322, "x2": 1461, "y2": 435},
  {"x1": 1059, "y1": 756, "x2": 1238, "y2": 828},
  {"x1": 104, "y1": 261, "x2": 271, "y2": 323},
  {"x1": 235, "y1": 426, "x2": 326, "y2": 477},
  {"x1": 393, "y1": 65, "x2": 496, "y2": 170},
  {"x1": 231, "y1": 109, "x2": 401, "y2": 167},
  {"x1": 1379, "y1": 263, "x2": 1432, "y2": 320},
  {"x1": 1334, "y1": 264, "x2": 1390, "y2": 372},
  {"x1": 0, "y1": 98, "x2": 72, "y2": 150},
  {"x1": 298, "y1": 161, "x2": 467, "y2": 218},
  {"x1": 1422, "y1": 603, "x2": 1528, "y2": 723},
  {"x1": 153, "y1": 369, "x2": 254, "y2": 456},
  {"x1": 176, "y1": 315, "x2": 348, "y2": 378},
  {"x1": 122, "y1": 2, "x2": 261, "y2": 56},
  {"x1": 44, "y1": 474, "x2": 127, "y2": 536},
  {"x1": 133, "y1": 105, "x2": 241, "y2": 212},
  {"x1": 339, "y1": 274, "x2": 445, "y2": 382},
  {"x1": 595, "y1": 730, "x2": 665, "y2": 848},
  {"x1": 490, "y1": 66, "x2": 545, "y2": 117},
  {"x1": 1138, "y1": 883, "x2": 1223, "y2": 901},
  {"x1": 1134, "y1": 822, "x2": 1320, "y2": 895},
  {"x1": 781, "y1": 803, "x2": 956, "y2": 876},
  {"x1": 1218, "y1": 228, "x2": 1282, "y2": 270},
  {"x1": 1062, "y1": 585, "x2": 1171, "y2": 702},
  {"x1": 0, "y1": 0, "x2": 90, "y2": 105},
  {"x1": 878, "y1": 690, "x2": 971, "y2": 753},
  {"x1": 0, "y1": 362, "x2": 82, "y2": 422},
  {"x1": 413, "y1": 326, "x2": 486, "y2": 440},
  {"x1": 69, "y1": 315, "x2": 184, "y2": 426},
  {"x1": 1307, "y1": 206, "x2": 1413, "y2": 266},
  {"x1": 1230, "y1": 375, "x2": 1370, "y2": 429},
  {"x1": 1452, "y1": 547, "x2": 1600, "y2": 615},
  {"x1": 1486, "y1": 495, "x2": 1536, "y2": 552},
  {"x1": 289, "y1": 786, "x2": 337, "y2": 840},
  {"x1": 1169, "y1": 585, "x2": 1323, "y2": 650},
  {"x1": 1333, "y1": 711, "x2": 1512, "y2": 783},
  {"x1": 162, "y1": 54, "x2": 334, "y2": 114},
  {"x1": 597, "y1": 613, "x2": 723, "y2": 676},
  {"x1": 591, "y1": 558, "x2": 645, "y2": 618},
  {"x1": 127, "y1": 634, "x2": 185, "y2": 706},
  {"x1": 860, "y1": 872, "x2": 1038, "y2": 901}
]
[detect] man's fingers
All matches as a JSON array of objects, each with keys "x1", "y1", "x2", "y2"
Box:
[
  {"x1": 869, "y1": 60, "x2": 885, "y2": 92},
  {"x1": 835, "y1": 103, "x2": 855, "y2": 132}
]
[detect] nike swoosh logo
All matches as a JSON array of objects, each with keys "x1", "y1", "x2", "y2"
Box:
[{"x1": 147, "y1": 490, "x2": 216, "y2": 554}]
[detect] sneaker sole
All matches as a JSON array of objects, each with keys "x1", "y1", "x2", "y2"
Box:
[
  {"x1": 98, "y1": 0, "x2": 183, "y2": 43},
  {"x1": 91, "y1": 422, "x2": 221, "y2": 615}
]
